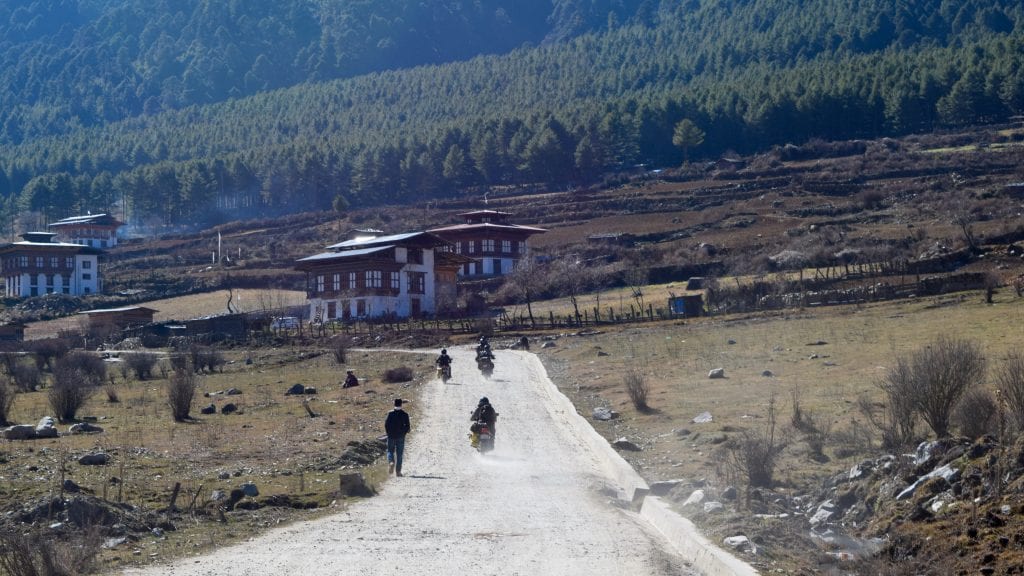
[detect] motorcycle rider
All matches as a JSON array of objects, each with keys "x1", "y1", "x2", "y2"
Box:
[
  {"x1": 436, "y1": 348, "x2": 452, "y2": 376},
  {"x1": 470, "y1": 396, "x2": 498, "y2": 436},
  {"x1": 476, "y1": 336, "x2": 492, "y2": 360}
]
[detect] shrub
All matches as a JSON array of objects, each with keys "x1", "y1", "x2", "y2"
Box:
[
  {"x1": 0, "y1": 377, "x2": 13, "y2": 426},
  {"x1": 189, "y1": 345, "x2": 225, "y2": 373},
  {"x1": 28, "y1": 338, "x2": 70, "y2": 371},
  {"x1": 49, "y1": 351, "x2": 106, "y2": 422},
  {"x1": 382, "y1": 366, "x2": 414, "y2": 383},
  {"x1": 624, "y1": 368, "x2": 649, "y2": 411},
  {"x1": 904, "y1": 336, "x2": 986, "y2": 438},
  {"x1": 727, "y1": 394, "x2": 784, "y2": 490},
  {"x1": 0, "y1": 526, "x2": 101, "y2": 576},
  {"x1": 167, "y1": 362, "x2": 199, "y2": 422},
  {"x1": 331, "y1": 336, "x2": 349, "y2": 364},
  {"x1": 124, "y1": 352, "x2": 159, "y2": 380},
  {"x1": 10, "y1": 362, "x2": 41, "y2": 393},
  {"x1": 954, "y1": 388, "x2": 997, "y2": 440},
  {"x1": 997, "y1": 352, "x2": 1024, "y2": 433}
]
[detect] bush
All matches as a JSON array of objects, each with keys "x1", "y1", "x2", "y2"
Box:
[
  {"x1": 49, "y1": 351, "x2": 106, "y2": 422},
  {"x1": 27, "y1": 338, "x2": 70, "y2": 371},
  {"x1": 331, "y1": 336, "x2": 349, "y2": 364},
  {"x1": 624, "y1": 368, "x2": 649, "y2": 411},
  {"x1": 167, "y1": 363, "x2": 198, "y2": 422},
  {"x1": 0, "y1": 526, "x2": 101, "y2": 576},
  {"x1": 727, "y1": 394, "x2": 784, "y2": 490},
  {"x1": 0, "y1": 377, "x2": 13, "y2": 426},
  {"x1": 382, "y1": 366, "x2": 414, "y2": 383},
  {"x1": 997, "y1": 352, "x2": 1024, "y2": 433},
  {"x1": 954, "y1": 388, "x2": 998, "y2": 440},
  {"x1": 124, "y1": 352, "x2": 158, "y2": 380},
  {"x1": 189, "y1": 345, "x2": 225, "y2": 373},
  {"x1": 10, "y1": 362, "x2": 41, "y2": 393}
]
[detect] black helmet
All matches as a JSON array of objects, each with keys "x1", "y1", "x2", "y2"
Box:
[
  {"x1": 441, "y1": 349, "x2": 447, "y2": 354},
  {"x1": 479, "y1": 397, "x2": 489, "y2": 405}
]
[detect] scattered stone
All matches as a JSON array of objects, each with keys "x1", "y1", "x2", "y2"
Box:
[
  {"x1": 225, "y1": 388, "x2": 242, "y2": 395},
  {"x1": 761, "y1": 370, "x2": 774, "y2": 377},
  {"x1": 221, "y1": 403, "x2": 238, "y2": 414},
  {"x1": 703, "y1": 501, "x2": 724, "y2": 513},
  {"x1": 611, "y1": 438, "x2": 641, "y2": 451},
  {"x1": 69, "y1": 422, "x2": 104, "y2": 434},
  {"x1": 285, "y1": 384, "x2": 306, "y2": 395},
  {"x1": 200, "y1": 404, "x2": 216, "y2": 415},
  {"x1": 210, "y1": 490, "x2": 226, "y2": 501},
  {"x1": 708, "y1": 368, "x2": 725, "y2": 379},
  {"x1": 649, "y1": 479, "x2": 684, "y2": 496},
  {"x1": 241, "y1": 483, "x2": 259, "y2": 497},
  {"x1": 79, "y1": 453, "x2": 110, "y2": 466},
  {"x1": 727, "y1": 339, "x2": 736, "y2": 345},
  {"x1": 807, "y1": 340, "x2": 828, "y2": 346},
  {"x1": 692, "y1": 411, "x2": 713, "y2": 424},
  {"x1": 63, "y1": 479, "x2": 82, "y2": 493},
  {"x1": 304, "y1": 387, "x2": 317, "y2": 395},
  {"x1": 721, "y1": 486, "x2": 738, "y2": 500},
  {"x1": 541, "y1": 341, "x2": 556, "y2": 349},
  {"x1": 592, "y1": 407, "x2": 619, "y2": 421},
  {"x1": 597, "y1": 350, "x2": 609, "y2": 356},
  {"x1": 674, "y1": 428, "x2": 691, "y2": 437},
  {"x1": 723, "y1": 535, "x2": 754, "y2": 552}
]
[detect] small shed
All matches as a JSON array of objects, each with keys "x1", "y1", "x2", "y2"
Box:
[
  {"x1": 78, "y1": 306, "x2": 158, "y2": 330},
  {"x1": 669, "y1": 294, "x2": 704, "y2": 317}
]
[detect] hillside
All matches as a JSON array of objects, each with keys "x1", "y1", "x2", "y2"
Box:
[{"x1": 0, "y1": 0, "x2": 1022, "y2": 232}]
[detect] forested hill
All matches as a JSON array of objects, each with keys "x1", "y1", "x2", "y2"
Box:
[{"x1": 1, "y1": 0, "x2": 1022, "y2": 232}]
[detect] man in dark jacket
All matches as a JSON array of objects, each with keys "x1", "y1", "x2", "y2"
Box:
[{"x1": 384, "y1": 398, "x2": 411, "y2": 476}]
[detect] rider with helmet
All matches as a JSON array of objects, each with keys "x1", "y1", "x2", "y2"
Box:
[
  {"x1": 471, "y1": 396, "x2": 498, "y2": 435},
  {"x1": 436, "y1": 348, "x2": 452, "y2": 378}
]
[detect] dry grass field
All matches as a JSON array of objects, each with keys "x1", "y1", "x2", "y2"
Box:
[{"x1": 0, "y1": 341, "x2": 441, "y2": 572}]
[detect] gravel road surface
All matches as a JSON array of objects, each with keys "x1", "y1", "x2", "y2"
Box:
[{"x1": 122, "y1": 348, "x2": 699, "y2": 576}]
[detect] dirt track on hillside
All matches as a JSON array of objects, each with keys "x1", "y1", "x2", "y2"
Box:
[{"x1": 121, "y1": 348, "x2": 698, "y2": 576}]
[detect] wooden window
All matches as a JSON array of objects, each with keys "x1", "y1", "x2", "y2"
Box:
[
  {"x1": 35, "y1": 257, "x2": 43, "y2": 268},
  {"x1": 348, "y1": 272, "x2": 357, "y2": 289},
  {"x1": 332, "y1": 273, "x2": 341, "y2": 291},
  {"x1": 502, "y1": 240, "x2": 511, "y2": 253},
  {"x1": 65, "y1": 257, "x2": 74, "y2": 268},
  {"x1": 316, "y1": 275, "x2": 325, "y2": 293},
  {"x1": 365, "y1": 270, "x2": 382, "y2": 288},
  {"x1": 408, "y1": 249, "x2": 423, "y2": 265},
  {"x1": 409, "y1": 272, "x2": 426, "y2": 294},
  {"x1": 482, "y1": 239, "x2": 495, "y2": 252},
  {"x1": 50, "y1": 257, "x2": 58, "y2": 268},
  {"x1": 468, "y1": 241, "x2": 475, "y2": 254},
  {"x1": 390, "y1": 271, "x2": 400, "y2": 290}
]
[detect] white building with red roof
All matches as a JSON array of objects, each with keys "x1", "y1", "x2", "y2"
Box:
[
  {"x1": 428, "y1": 210, "x2": 546, "y2": 278},
  {"x1": 48, "y1": 213, "x2": 123, "y2": 249},
  {"x1": 0, "y1": 232, "x2": 103, "y2": 297}
]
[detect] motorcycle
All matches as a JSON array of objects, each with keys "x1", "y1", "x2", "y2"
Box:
[
  {"x1": 476, "y1": 350, "x2": 494, "y2": 377},
  {"x1": 437, "y1": 363, "x2": 452, "y2": 383},
  {"x1": 469, "y1": 420, "x2": 495, "y2": 453}
]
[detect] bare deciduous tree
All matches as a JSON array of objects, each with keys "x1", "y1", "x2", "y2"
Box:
[
  {"x1": 505, "y1": 257, "x2": 547, "y2": 328},
  {"x1": 49, "y1": 351, "x2": 106, "y2": 423},
  {"x1": 124, "y1": 351, "x2": 159, "y2": 380},
  {"x1": 624, "y1": 367, "x2": 649, "y2": 411},
  {"x1": 728, "y1": 393, "x2": 785, "y2": 491},
  {"x1": 953, "y1": 387, "x2": 997, "y2": 440}
]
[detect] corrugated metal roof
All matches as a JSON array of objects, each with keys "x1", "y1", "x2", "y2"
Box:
[
  {"x1": 297, "y1": 245, "x2": 394, "y2": 262},
  {"x1": 325, "y1": 231, "x2": 425, "y2": 250}
]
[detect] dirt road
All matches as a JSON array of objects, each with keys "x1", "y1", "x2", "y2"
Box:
[{"x1": 122, "y1": 348, "x2": 699, "y2": 576}]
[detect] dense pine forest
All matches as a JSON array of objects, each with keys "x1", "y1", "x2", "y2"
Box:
[{"x1": 0, "y1": 0, "x2": 1022, "y2": 231}]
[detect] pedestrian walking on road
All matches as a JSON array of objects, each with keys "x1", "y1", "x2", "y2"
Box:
[{"x1": 384, "y1": 398, "x2": 411, "y2": 476}]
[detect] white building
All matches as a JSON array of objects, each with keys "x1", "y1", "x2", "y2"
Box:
[{"x1": 0, "y1": 232, "x2": 103, "y2": 297}]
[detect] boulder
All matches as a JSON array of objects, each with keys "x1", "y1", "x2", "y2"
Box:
[
  {"x1": 723, "y1": 535, "x2": 755, "y2": 552},
  {"x1": 35, "y1": 416, "x2": 59, "y2": 438},
  {"x1": 241, "y1": 483, "x2": 259, "y2": 497},
  {"x1": 708, "y1": 368, "x2": 725, "y2": 379},
  {"x1": 592, "y1": 407, "x2": 619, "y2": 421},
  {"x1": 79, "y1": 453, "x2": 110, "y2": 466},
  {"x1": 225, "y1": 388, "x2": 242, "y2": 395},
  {"x1": 221, "y1": 403, "x2": 238, "y2": 414},
  {"x1": 721, "y1": 486, "x2": 738, "y2": 500},
  {"x1": 63, "y1": 479, "x2": 82, "y2": 493},
  {"x1": 304, "y1": 387, "x2": 317, "y2": 395},
  {"x1": 692, "y1": 411, "x2": 713, "y2": 424},
  {"x1": 682, "y1": 489, "x2": 705, "y2": 507},
  {"x1": 703, "y1": 501, "x2": 724, "y2": 513},
  {"x1": 339, "y1": 472, "x2": 374, "y2": 497},
  {"x1": 69, "y1": 422, "x2": 104, "y2": 434},
  {"x1": 649, "y1": 479, "x2": 685, "y2": 496},
  {"x1": 285, "y1": 383, "x2": 306, "y2": 395},
  {"x1": 4, "y1": 424, "x2": 37, "y2": 440},
  {"x1": 611, "y1": 437, "x2": 641, "y2": 451},
  {"x1": 200, "y1": 404, "x2": 216, "y2": 415}
]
